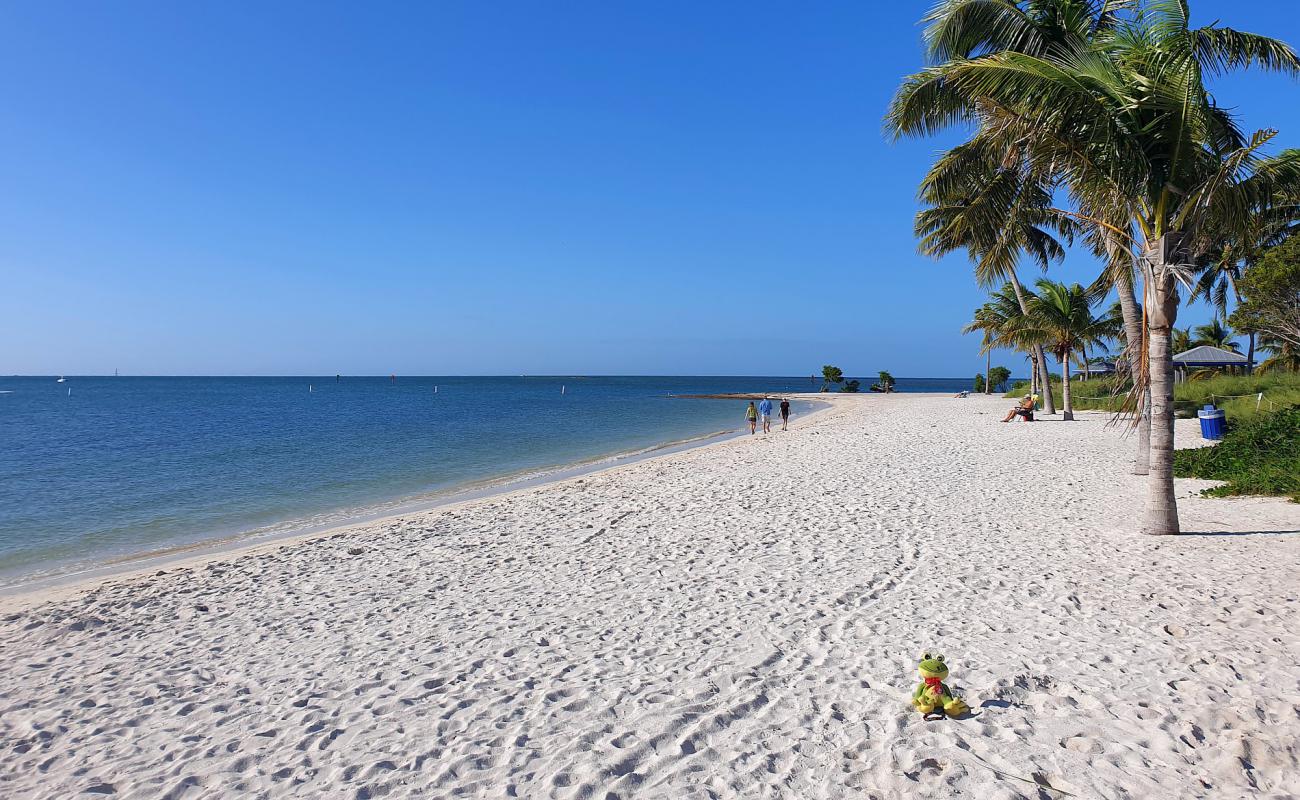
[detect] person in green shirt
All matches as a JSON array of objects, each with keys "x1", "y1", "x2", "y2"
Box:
[{"x1": 745, "y1": 401, "x2": 758, "y2": 434}]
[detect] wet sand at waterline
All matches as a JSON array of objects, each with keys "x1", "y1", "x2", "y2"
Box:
[{"x1": 1, "y1": 394, "x2": 1296, "y2": 798}]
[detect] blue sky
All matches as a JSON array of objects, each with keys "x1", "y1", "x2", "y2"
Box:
[{"x1": 2, "y1": 1, "x2": 1297, "y2": 377}]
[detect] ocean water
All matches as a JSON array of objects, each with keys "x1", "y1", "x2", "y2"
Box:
[{"x1": 0, "y1": 375, "x2": 971, "y2": 584}]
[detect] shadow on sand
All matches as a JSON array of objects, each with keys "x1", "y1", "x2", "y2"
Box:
[{"x1": 1176, "y1": 529, "x2": 1299, "y2": 537}]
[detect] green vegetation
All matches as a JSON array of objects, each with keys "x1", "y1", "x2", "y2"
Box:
[
  {"x1": 871, "y1": 371, "x2": 896, "y2": 393},
  {"x1": 964, "y1": 285, "x2": 1051, "y2": 401},
  {"x1": 841, "y1": 379, "x2": 861, "y2": 393},
  {"x1": 888, "y1": 0, "x2": 1300, "y2": 535},
  {"x1": 973, "y1": 373, "x2": 986, "y2": 393},
  {"x1": 1007, "y1": 372, "x2": 1300, "y2": 423},
  {"x1": 1174, "y1": 407, "x2": 1300, "y2": 503},
  {"x1": 1019, "y1": 279, "x2": 1118, "y2": 420},
  {"x1": 1230, "y1": 236, "x2": 1300, "y2": 362},
  {"x1": 820, "y1": 365, "x2": 844, "y2": 392},
  {"x1": 1191, "y1": 320, "x2": 1240, "y2": 351},
  {"x1": 988, "y1": 366, "x2": 1010, "y2": 393},
  {"x1": 1258, "y1": 338, "x2": 1300, "y2": 374}
]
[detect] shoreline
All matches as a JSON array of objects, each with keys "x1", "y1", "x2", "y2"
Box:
[
  {"x1": 0, "y1": 396, "x2": 835, "y2": 607},
  {"x1": 2, "y1": 393, "x2": 1296, "y2": 797}
]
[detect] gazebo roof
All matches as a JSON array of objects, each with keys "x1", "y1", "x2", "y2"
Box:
[{"x1": 1172, "y1": 345, "x2": 1248, "y2": 366}]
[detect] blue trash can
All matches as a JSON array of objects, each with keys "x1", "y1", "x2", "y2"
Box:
[{"x1": 1198, "y1": 404, "x2": 1225, "y2": 440}]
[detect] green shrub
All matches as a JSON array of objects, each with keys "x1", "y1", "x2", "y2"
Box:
[
  {"x1": 988, "y1": 366, "x2": 1011, "y2": 392},
  {"x1": 1173, "y1": 406, "x2": 1300, "y2": 502}
]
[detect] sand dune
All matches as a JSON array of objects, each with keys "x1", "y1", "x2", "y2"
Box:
[{"x1": 2, "y1": 394, "x2": 1297, "y2": 799}]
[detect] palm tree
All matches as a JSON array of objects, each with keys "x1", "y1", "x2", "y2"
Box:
[
  {"x1": 1171, "y1": 327, "x2": 1192, "y2": 355},
  {"x1": 901, "y1": 0, "x2": 1147, "y2": 413},
  {"x1": 1193, "y1": 251, "x2": 1250, "y2": 362},
  {"x1": 1190, "y1": 319, "x2": 1240, "y2": 351},
  {"x1": 1257, "y1": 336, "x2": 1300, "y2": 373},
  {"x1": 1077, "y1": 300, "x2": 1125, "y2": 379},
  {"x1": 1020, "y1": 279, "x2": 1115, "y2": 420},
  {"x1": 887, "y1": 0, "x2": 1300, "y2": 535},
  {"x1": 964, "y1": 284, "x2": 1045, "y2": 393},
  {"x1": 891, "y1": 0, "x2": 1147, "y2": 465},
  {"x1": 916, "y1": 137, "x2": 1068, "y2": 413},
  {"x1": 897, "y1": 0, "x2": 1156, "y2": 418},
  {"x1": 1193, "y1": 209, "x2": 1300, "y2": 370},
  {"x1": 964, "y1": 301, "x2": 1001, "y2": 394}
]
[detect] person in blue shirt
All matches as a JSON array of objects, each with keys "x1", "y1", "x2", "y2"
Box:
[{"x1": 757, "y1": 396, "x2": 773, "y2": 434}]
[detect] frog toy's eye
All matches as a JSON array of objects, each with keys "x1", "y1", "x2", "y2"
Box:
[
  {"x1": 922, "y1": 651, "x2": 932, "y2": 660},
  {"x1": 935, "y1": 654, "x2": 945, "y2": 663}
]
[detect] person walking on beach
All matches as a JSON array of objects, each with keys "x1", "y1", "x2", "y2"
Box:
[
  {"x1": 746, "y1": 401, "x2": 758, "y2": 434},
  {"x1": 757, "y1": 396, "x2": 773, "y2": 434},
  {"x1": 779, "y1": 398, "x2": 790, "y2": 431}
]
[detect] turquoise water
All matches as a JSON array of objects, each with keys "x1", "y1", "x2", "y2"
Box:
[{"x1": 0, "y1": 375, "x2": 970, "y2": 583}]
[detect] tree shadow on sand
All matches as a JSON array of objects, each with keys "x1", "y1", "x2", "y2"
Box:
[{"x1": 1176, "y1": 529, "x2": 1299, "y2": 537}]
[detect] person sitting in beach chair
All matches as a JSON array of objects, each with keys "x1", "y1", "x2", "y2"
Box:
[{"x1": 1001, "y1": 396, "x2": 1035, "y2": 422}]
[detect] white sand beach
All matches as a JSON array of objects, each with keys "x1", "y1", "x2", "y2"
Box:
[{"x1": 2, "y1": 394, "x2": 1297, "y2": 799}]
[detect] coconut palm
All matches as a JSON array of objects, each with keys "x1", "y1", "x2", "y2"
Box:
[
  {"x1": 1256, "y1": 336, "x2": 1300, "y2": 373},
  {"x1": 1076, "y1": 301, "x2": 1125, "y2": 378},
  {"x1": 1193, "y1": 208, "x2": 1300, "y2": 369},
  {"x1": 918, "y1": 138, "x2": 1070, "y2": 412},
  {"x1": 1190, "y1": 319, "x2": 1240, "y2": 351},
  {"x1": 904, "y1": 1, "x2": 1148, "y2": 412},
  {"x1": 898, "y1": 0, "x2": 1152, "y2": 423},
  {"x1": 887, "y1": 0, "x2": 1300, "y2": 535},
  {"x1": 965, "y1": 304, "x2": 995, "y2": 393},
  {"x1": 964, "y1": 299, "x2": 1004, "y2": 394},
  {"x1": 964, "y1": 284, "x2": 1046, "y2": 394},
  {"x1": 1193, "y1": 252, "x2": 1250, "y2": 362},
  {"x1": 1171, "y1": 326, "x2": 1192, "y2": 354},
  {"x1": 893, "y1": 0, "x2": 1150, "y2": 466},
  {"x1": 1019, "y1": 279, "x2": 1115, "y2": 419}
]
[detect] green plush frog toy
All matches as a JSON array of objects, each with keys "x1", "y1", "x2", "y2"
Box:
[{"x1": 911, "y1": 652, "x2": 970, "y2": 718}]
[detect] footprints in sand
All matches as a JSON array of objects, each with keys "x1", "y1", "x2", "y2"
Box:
[{"x1": 1, "y1": 398, "x2": 1296, "y2": 798}]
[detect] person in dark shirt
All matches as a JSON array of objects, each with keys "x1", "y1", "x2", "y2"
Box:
[{"x1": 779, "y1": 399, "x2": 791, "y2": 431}]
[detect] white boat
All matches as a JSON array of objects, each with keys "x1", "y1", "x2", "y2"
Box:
[{"x1": 56, "y1": 376, "x2": 66, "y2": 383}]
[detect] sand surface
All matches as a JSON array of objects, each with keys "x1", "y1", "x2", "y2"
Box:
[{"x1": 2, "y1": 394, "x2": 1297, "y2": 799}]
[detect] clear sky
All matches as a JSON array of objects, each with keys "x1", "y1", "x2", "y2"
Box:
[{"x1": 2, "y1": 1, "x2": 1297, "y2": 377}]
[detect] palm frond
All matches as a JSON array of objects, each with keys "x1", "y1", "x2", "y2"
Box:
[{"x1": 1192, "y1": 26, "x2": 1300, "y2": 77}]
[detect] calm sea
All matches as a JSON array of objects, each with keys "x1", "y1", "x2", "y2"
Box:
[{"x1": 0, "y1": 375, "x2": 971, "y2": 584}]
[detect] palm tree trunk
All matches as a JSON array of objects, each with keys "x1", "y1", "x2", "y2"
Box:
[
  {"x1": 1141, "y1": 267, "x2": 1181, "y2": 536},
  {"x1": 985, "y1": 348, "x2": 992, "y2": 394},
  {"x1": 1136, "y1": 388, "x2": 1152, "y2": 474},
  {"x1": 1061, "y1": 349, "x2": 1074, "y2": 420},
  {"x1": 1247, "y1": 331, "x2": 1256, "y2": 374},
  {"x1": 1036, "y1": 346, "x2": 1055, "y2": 413},
  {"x1": 1114, "y1": 262, "x2": 1150, "y2": 475},
  {"x1": 1006, "y1": 271, "x2": 1056, "y2": 414}
]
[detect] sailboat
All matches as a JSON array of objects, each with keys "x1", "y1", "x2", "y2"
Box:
[{"x1": 56, "y1": 375, "x2": 66, "y2": 383}]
